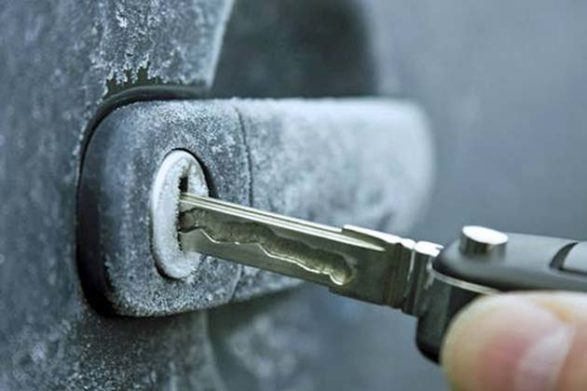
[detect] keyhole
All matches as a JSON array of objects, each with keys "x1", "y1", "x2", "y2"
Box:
[{"x1": 179, "y1": 176, "x2": 189, "y2": 193}]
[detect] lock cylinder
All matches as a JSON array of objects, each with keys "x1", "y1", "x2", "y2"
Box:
[{"x1": 150, "y1": 150, "x2": 210, "y2": 279}]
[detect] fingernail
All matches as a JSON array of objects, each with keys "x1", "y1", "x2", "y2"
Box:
[
  {"x1": 514, "y1": 323, "x2": 574, "y2": 391},
  {"x1": 442, "y1": 295, "x2": 575, "y2": 391}
]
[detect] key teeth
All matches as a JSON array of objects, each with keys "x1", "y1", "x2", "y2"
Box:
[
  {"x1": 184, "y1": 227, "x2": 352, "y2": 286},
  {"x1": 195, "y1": 226, "x2": 275, "y2": 258}
]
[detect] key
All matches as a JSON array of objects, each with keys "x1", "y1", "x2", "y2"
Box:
[
  {"x1": 178, "y1": 193, "x2": 442, "y2": 316},
  {"x1": 177, "y1": 194, "x2": 587, "y2": 361}
]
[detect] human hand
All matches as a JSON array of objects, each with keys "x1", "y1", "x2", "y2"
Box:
[{"x1": 442, "y1": 292, "x2": 587, "y2": 391}]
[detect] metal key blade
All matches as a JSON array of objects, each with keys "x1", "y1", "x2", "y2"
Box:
[{"x1": 178, "y1": 194, "x2": 442, "y2": 312}]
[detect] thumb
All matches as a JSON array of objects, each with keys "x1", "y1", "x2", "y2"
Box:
[{"x1": 441, "y1": 292, "x2": 587, "y2": 391}]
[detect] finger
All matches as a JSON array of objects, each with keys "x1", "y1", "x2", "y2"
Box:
[{"x1": 441, "y1": 292, "x2": 587, "y2": 391}]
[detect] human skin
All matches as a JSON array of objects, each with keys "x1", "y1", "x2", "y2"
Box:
[{"x1": 442, "y1": 292, "x2": 587, "y2": 391}]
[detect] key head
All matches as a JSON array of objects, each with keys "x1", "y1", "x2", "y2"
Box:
[
  {"x1": 415, "y1": 227, "x2": 587, "y2": 362},
  {"x1": 436, "y1": 230, "x2": 586, "y2": 292}
]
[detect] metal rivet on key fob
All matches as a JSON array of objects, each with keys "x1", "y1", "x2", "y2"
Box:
[{"x1": 459, "y1": 225, "x2": 509, "y2": 255}]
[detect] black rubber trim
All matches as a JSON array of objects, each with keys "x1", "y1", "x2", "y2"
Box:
[{"x1": 75, "y1": 85, "x2": 204, "y2": 316}]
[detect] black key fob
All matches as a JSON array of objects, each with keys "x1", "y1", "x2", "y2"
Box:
[{"x1": 416, "y1": 226, "x2": 585, "y2": 361}]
